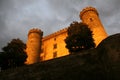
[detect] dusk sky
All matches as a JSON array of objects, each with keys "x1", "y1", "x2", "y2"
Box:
[{"x1": 0, "y1": 0, "x2": 120, "y2": 51}]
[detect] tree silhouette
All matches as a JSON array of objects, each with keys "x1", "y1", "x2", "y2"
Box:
[
  {"x1": 65, "y1": 21, "x2": 95, "y2": 54},
  {"x1": 0, "y1": 38, "x2": 27, "y2": 70}
]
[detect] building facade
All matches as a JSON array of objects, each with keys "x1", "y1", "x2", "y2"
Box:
[
  {"x1": 40, "y1": 28, "x2": 68, "y2": 61},
  {"x1": 26, "y1": 6, "x2": 108, "y2": 64}
]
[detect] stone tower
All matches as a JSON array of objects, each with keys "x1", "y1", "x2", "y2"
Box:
[
  {"x1": 80, "y1": 7, "x2": 108, "y2": 46},
  {"x1": 26, "y1": 28, "x2": 43, "y2": 64}
]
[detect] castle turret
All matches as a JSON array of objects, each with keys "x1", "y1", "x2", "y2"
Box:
[
  {"x1": 80, "y1": 7, "x2": 108, "y2": 46},
  {"x1": 26, "y1": 28, "x2": 43, "y2": 64}
]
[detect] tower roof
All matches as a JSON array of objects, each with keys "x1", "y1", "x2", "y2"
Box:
[{"x1": 80, "y1": 6, "x2": 99, "y2": 19}]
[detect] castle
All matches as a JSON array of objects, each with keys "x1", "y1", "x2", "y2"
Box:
[{"x1": 25, "y1": 6, "x2": 108, "y2": 64}]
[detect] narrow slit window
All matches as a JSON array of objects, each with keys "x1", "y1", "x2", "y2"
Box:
[
  {"x1": 53, "y1": 44, "x2": 57, "y2": 49},
  {"x1": 53, "y1": 51, "x2": 57, "y2": 58}
]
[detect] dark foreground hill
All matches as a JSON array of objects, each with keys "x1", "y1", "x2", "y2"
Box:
[{"x1": 0, "y1": 33, "x2": 120, "y2": 80}]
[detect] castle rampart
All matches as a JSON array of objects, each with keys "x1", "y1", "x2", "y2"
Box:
[{"x1": 42, "y1": 28, "x2": 68, "y2": 41}]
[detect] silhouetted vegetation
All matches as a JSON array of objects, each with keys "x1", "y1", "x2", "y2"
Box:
[
  {"x1": 65, "y1": 21, "x2": 95, "y2": 53},
  {"x1": 0, "y1": 38, "x2": 27, "y2": 70}
]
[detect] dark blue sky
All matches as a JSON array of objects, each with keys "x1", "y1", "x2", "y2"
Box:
[{"x1": 0, "y1": 0, "x2": 120, "y2": 51}]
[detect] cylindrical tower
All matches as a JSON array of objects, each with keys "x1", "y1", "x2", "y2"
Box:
[
  {"x1": 26, "y1": 28, "x2": 43, "y2": 64},
  {"x1": 80, "y1": 6, "x2": 107, "y2": 46}
]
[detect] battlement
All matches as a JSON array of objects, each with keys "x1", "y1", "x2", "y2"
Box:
[
  {"x1": 42, "y1": 27, "x2": 68, "y2": 41},
  {"x1": 80, "y1": 6, "x2": 99, "y2": 19},
  {"x1": 28, "y1": 28, "x2": 43, "y2": 36}
]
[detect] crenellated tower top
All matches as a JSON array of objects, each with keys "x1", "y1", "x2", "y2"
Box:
[
  {"x1": 80, "y1": 6, "x2": 99, "y2": 19},
  {"x1": 28, "y1": 28, "x2": 43, "y2": 36}
]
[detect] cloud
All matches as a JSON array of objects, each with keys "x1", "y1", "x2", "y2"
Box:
[{"x1": 0, "y1": 0, "x2": 120, "y2": 51}]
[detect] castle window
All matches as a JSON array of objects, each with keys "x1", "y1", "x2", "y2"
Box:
[
  {"x1": 53, "y1": 51, "x2": 57, "y2": 58},
  {"x1": 54, "y1": 38, "x2": 56, "y2": 41},
  {"x1": 90, "y1": 18, "x2": 93, "y2": 21},
  {"x1": 53, "y1": 43, "x2": 57, "y2": 49}
]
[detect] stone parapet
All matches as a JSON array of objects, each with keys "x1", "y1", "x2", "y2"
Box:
[
  {"x1": 42, "y1": 27, "x2": 68, "y2": 41},
  {"x1": 80, "y1": 6, "x2": 99, "y2": 20},
  {"x1": 28, "y1": 28, "x2": 43, "y2": 36}
]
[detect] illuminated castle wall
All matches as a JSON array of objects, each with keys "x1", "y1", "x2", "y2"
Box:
[{"x1": 26, "y1": 7, "x2": 108, "y2": 64}]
